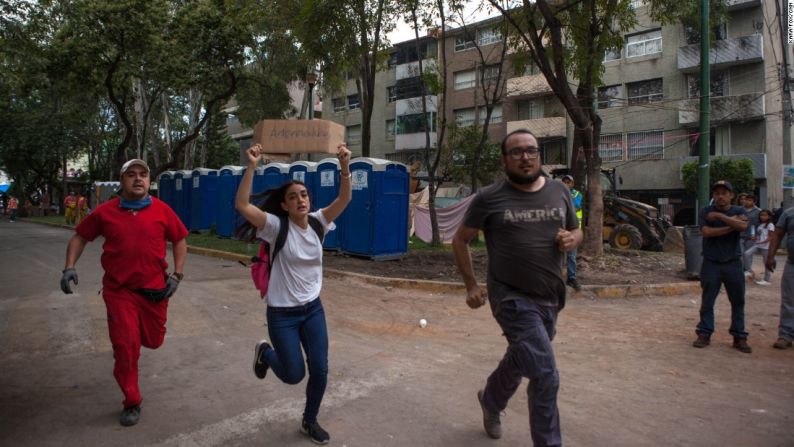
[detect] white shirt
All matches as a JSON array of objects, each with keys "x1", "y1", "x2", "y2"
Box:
[
  {"x1": 256, "y1": 211, "x2": 334, "y2": 307},
  {"x1": 755, "y1": 222, "x2": 774, "y2": 250}
]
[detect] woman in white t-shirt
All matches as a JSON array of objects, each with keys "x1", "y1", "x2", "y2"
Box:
[
  {"x1": 235, "y1": 142, "x2": 351, "y2": 445},
  {"x1": 743, "y1": 209, "x2": 775, "y2": 285}
]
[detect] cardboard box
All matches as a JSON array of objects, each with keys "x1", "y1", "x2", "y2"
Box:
[{"x1": 253, "y1": 119, "x2": 345, "y2": 154}]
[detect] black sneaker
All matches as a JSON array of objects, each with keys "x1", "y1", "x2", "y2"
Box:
[
  {"x1": 567, "y1": 278, "x2": 582, "y2": 292},
  {"x1": 253, "y1": 340, "x2": 271, "y2": 379},
  {"x1": 120, "y1": 405, "x2": 141, "y2": 426},
  {"x1": 733, "y1": 337, "x2": 752, "y2": 353},
  {"x1": 300, "y1": 419, "x2": 330, "y2": 445},
  {"x1": 477, "y1": 389, "x2": 502, "y2": 439}
]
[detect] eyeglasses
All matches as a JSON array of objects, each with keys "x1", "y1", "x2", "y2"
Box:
[{"x1": 505, "y1": 146, "x2": 541, "y2": 160}]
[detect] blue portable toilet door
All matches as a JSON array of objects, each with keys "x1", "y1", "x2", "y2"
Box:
[
  {"x1": 373, "y1": 166, "x2": 409, "y2": 256},
  {"x1": 215, "y1": 171, "x2": 233, "y2": 237},
  {"x1": 343, "y1": 165, "x2": 374, "y2": 255},
  {"x1": 316, "y1": 160, "x2": 342, "y2": 249},
  {"x1": 189, "y1": 172, "x2": 202, "y2": 230}
]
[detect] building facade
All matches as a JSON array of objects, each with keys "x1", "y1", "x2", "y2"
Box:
[{"x1": 321, "y1": 0, "x2": 793, "y2": 223}]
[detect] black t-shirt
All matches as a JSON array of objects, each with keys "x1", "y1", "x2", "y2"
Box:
[
  {"x1": 699, "y1": 205, "x2": 746, "y2": 262},
  {"x1": 463, "y1": 178, "x2": 578, "y2": 311}
]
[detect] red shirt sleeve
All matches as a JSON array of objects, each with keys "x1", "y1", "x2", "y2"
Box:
[{"x1": 75, "y1": 205, "x2": 102, "y2": 241}]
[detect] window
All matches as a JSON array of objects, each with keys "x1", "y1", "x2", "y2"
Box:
[
  {"x1": 454, "y1": 69, "x2": 476, "y2": 90},
  {"x1": 685, "y1": 23, "x2": 727, "y2": 45},
  {"x1": 396, "y1": 112, "x2": 437, "y2": 134},
  {"x1": 385, "y1": 120, "x2": 395, "y2": 140},
  {"x1": 630, "y1": 0, "x2": 644, "y2": 8},
  {"x1": 598, "y1": 85, "x2": 622, "y2": 109},
  {"x1": 520, "y1": 61, "x2": 541, "y2": 76},
  {"x1": 598, "y1": 133, "x2": 625, "y2": 162},
  {"x1": 332, "y1": 97, "x2": 346, "y2": 113},
  {"x1": 480, "y1": 65, "x2": 501, "y2": 86},
  {"x1": 395, "y1": 77, "x2": 426, "y2": 100},
  {"x1": 626, "y1": 30, "x2": 662, "y2": 58},
  {"x1": 687, "y1": 72, "x2": 728, "y2": 98},
  {"x1": 455, "y1": 31, "x2": 476, "y2": 51},
  {"x1": 627, "y1": 78, "x2": 662, "y2": 105},
  {"x1": 480, "y1": 104, "x2": 502, "y2": 125},
  {"x1": 517, "y1": 99, "x2": 544, "y2": 120},
  {"x1": 603, "y1": 47, "x2": 621, "y2": 62},
  {"x1": 478, "y1": 27, "x2": 502, "y2": 46},
  {"x1": 454, "y1": 108, "x2": 476, "y2": 127},
  {"x1": 346, "y1": 125, "x2": 362, "y2": 144},
  {"x1": 347, "y1": 94, "x2": 360, "y2": 110},
  {"x1": 387, "y1": 86, "x2": 397, "y2": 103},
  {"x1": 627, "y1": 129, "x2": 664, "y2": 160}
]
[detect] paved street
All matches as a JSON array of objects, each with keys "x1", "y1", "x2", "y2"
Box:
[{"x1": 1, "y1": 220, "x2": 792, "y2": 446}]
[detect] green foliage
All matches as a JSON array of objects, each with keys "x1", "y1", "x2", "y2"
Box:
[
  {"x1": 681, "y1": 157, "x2": 756, "y2": 195},
  {"x1": 204, "y1": 107, "x2": 242, "y2": 169},
  {"x1": 442, "y1": 123, "x2": 502, "y2": 188}
]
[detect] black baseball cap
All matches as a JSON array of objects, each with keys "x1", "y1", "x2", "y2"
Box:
[{"x1": 711, "y1": 180, "x2": 734, "y2": 192}]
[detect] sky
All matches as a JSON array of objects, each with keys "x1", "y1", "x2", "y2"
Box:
[{"x1": 387, "y1": 3, "x2": 497, "y2": 44}]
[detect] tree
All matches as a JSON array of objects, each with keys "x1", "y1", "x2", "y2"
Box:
[
  {"x1": 293, "y1": 0, "x2": 399, "y2": 157},
  {"x1": 442, "y1": 123, "x2": 502, "y2": 187},
  {"x1": 487, "y1": 0, "x2": 726, "y2": 256},
  {"x1": 681, "y1": 157, "x2": 755, "y2": 197}
]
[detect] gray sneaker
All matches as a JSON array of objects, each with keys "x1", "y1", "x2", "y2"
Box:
[
  {"x1": 773, "y1": 337, "x2": 792, "y2": 349},
  {"x1": 477, "y1": 389, "x2": 502, "y2": 439},
  {"x1": 253, "y1": 340, "x2": 271, "y2": 379},
  {"x1": 120, "y1": 405, "x2": 141, "y2": 426}
]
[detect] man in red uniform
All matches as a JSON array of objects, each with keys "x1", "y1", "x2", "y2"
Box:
[
  {"x1": 76, "y1": 192, "x2": 89, "y2": 223},
  {"x1": 60, "y1": 159, "x2": 187, "y2": 426}
]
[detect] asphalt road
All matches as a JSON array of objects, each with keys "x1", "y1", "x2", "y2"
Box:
[{"x1": 0, "y1": 220, "x2": 792, "y2": 447}]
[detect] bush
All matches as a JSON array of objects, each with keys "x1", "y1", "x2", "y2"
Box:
[{"x1": 681, "y1": 157, "x2": 755, "y2": 195}]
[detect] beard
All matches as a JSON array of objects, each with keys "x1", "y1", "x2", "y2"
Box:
[{"x1": 506, "y1": 169, "x2": 541, "y2": 185}]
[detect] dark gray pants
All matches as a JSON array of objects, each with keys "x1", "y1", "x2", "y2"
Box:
[{"x1": 482, "y1": 299, "x2": 561, "y2": 447}]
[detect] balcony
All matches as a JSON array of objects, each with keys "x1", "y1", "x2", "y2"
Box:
[
  {"x1": 678, "y1": 92, "x2": 765, "y2": 126},
  {"x1": 506, "y1": 74, "x2": 553, "y2": 98},
  {"x1": 726, "y1": 0, "x2": 761, "y2": 11},
  {"x1": 395, "y1": 132, "x2": 437, "y2": 151},
  {"x1": 678, "y1": 34, "x2": 763, "y2": 72},
  {"x1": 506, "y1": 117, "x2": 566, "y2": 138}
]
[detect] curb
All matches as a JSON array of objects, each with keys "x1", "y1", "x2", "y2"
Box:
[{"x1": 26, "y1": 218, "x2": 704, "y2": 298}]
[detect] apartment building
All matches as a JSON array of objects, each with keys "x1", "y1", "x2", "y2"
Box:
[{"x1": 322, "y1": 0, "x2": 792, "y2": 223}]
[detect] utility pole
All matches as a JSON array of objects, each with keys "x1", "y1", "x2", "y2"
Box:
[
  {"x1": 776, "y1": 0, "x2": 793, "y2": 207},
  {"x1": 697, "y1": 0, "x2": 710, "y2": 217}
]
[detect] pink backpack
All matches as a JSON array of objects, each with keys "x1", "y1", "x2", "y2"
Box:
[{"x1": 250, "y1": 215, "x2": 324, "y2": 298}]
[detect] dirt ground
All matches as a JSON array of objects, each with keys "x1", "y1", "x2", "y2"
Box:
[{"x1": 324, "y1": 246, "x2": 689, "y2": 285}]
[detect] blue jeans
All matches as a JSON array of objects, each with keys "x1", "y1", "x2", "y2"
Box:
[
  {"x1": 566, "y1": 249, "x2": 576, "y2": 280},
  {"x1": 265, "y1": 298, "x2": 329, "y2": 423},
  {"x1": 481, "y1": 299, "x2": 561, "y2": 447},
  {"x1": 696, "y1": 259, "x2": 748, "y2": 339},
  {"x1": 780, "y1": 262, "x2": 794, "y2": 341}
]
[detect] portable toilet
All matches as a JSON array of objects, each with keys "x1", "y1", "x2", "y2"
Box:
[
  {"x1": 173, "y1": 170, "x2": 192, "y2": 227},
  {"x1": 315, "y1": 158, "x2": 343, "y2": 250},
  {"x1": 263, "y1": 162, "x2": 290, "y2": 192},
  {"x1": 189, "y1": 168, "x2": 218, "y2": 231},
  {"x1": 216, "y1": 166, "x2": 244, "y2": 238},
  {"x1": 157, "y1": 172, "x2": 175, "y2": 211},
  {"x1": 289, "y1": 161, "x2": 318, "y2": 208},
  {"x1": 342, "y1": 158, "x2": 409, "y2": 259}
]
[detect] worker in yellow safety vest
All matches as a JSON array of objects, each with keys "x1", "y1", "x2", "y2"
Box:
[{"x1": 562, "y1": 175, "x2": 582, "y2": 291}]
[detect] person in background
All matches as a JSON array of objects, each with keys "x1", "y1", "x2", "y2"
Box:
[
  {"x1": 765, "y1": 206, "x2": 794, "y2": 350},
  {"x1": 64, "y1": 191, "x2": 78, "y2": 225},
  {"x1": 740, "y1": 194, "x2": 761, "y2": 279},
  {"x1": 561, "y1": 175, "x2": 582, "y2": 291},
  {"x1": 76, "y1": 192, "x2": 89, "y2": 224},
  {"x1": 60, "y1": 159, "x2": 187, "y2": 427},
  {"x1": 7, "y1": 195, "x2": 18, "y2": 222},
  {"x1": 743, "y1": 209, "x2": 774, "y2": 286},
  {"x1": 693, "y1": 180, "x2": 751, "y2": 353}
]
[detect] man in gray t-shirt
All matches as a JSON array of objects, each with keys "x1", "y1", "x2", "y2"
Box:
[
  {"x1": 453, "y1": 129, "x2": 582, "y2": 445},
  {"x1": 765, "y1": 207, "x2": 794, "y2": 349}
]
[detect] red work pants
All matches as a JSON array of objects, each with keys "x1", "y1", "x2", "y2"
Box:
[{"x1": 103, "y1": 287, "x2": 168, "y2": 408}]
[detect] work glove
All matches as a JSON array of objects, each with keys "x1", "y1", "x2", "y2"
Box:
[
  {"x1": 163, "y1": 273, "x2": 180, "y2": 299},
  {"x1": 61, "y1": 268, "x2": 78, "y2": 294}
]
